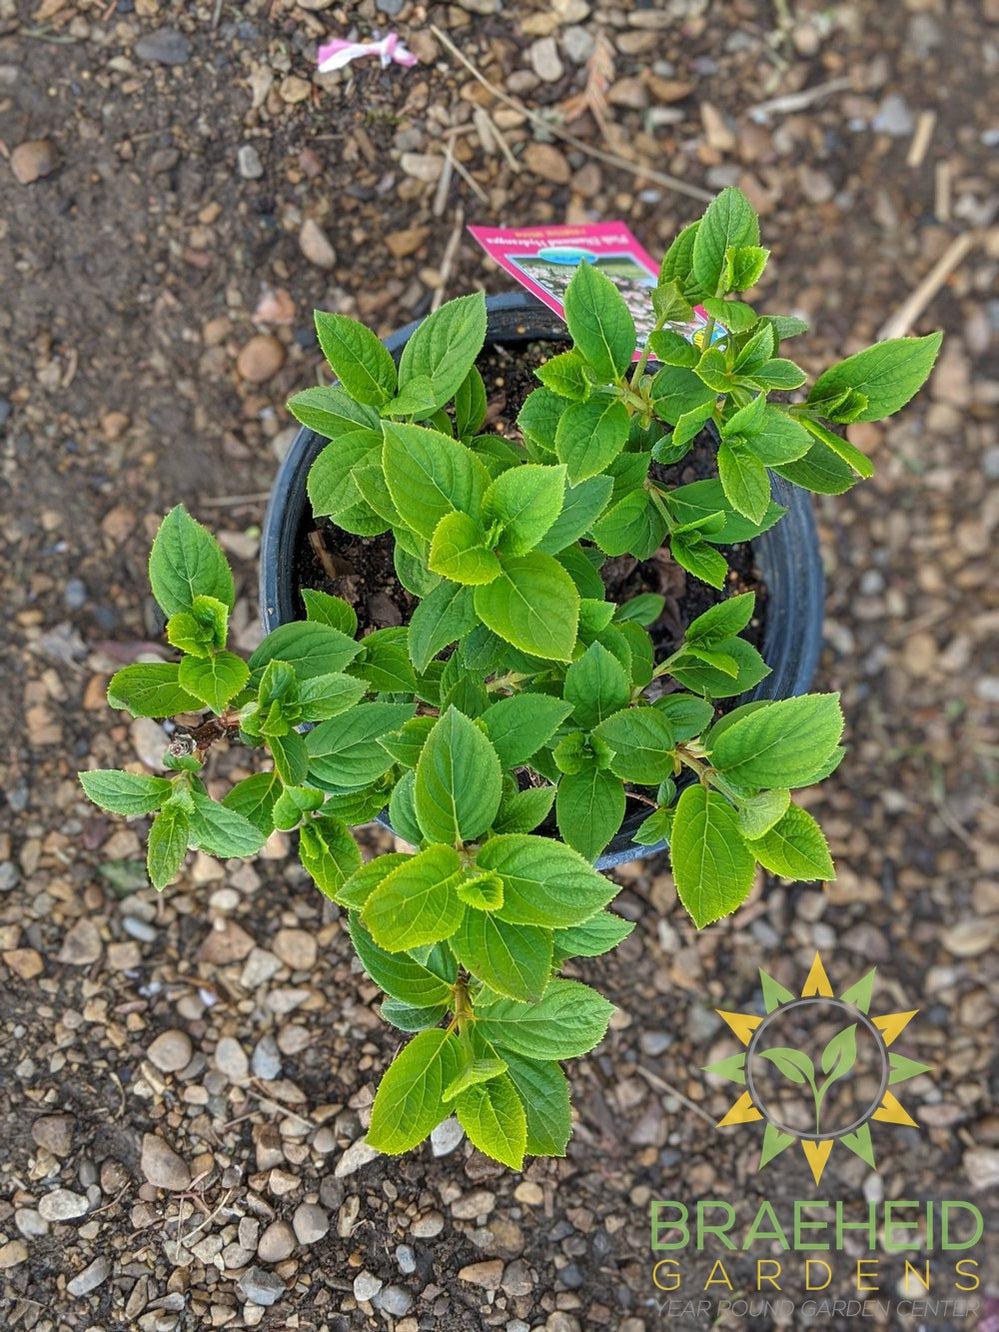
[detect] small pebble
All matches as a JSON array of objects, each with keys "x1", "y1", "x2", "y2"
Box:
[
  {"x1": 237, "y1": 144, "x2": 264, "y2": 180},
  {"x1": 147, "y1": 1029, "x2": 193, "y2": 1073},
  {"x1": 134, "y1": 28, "x2": 190, "y2": 65}
]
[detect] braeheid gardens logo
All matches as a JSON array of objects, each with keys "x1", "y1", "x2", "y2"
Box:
[{"x1": 705, "y1": 952, "x2": 930, "y2": 1184}]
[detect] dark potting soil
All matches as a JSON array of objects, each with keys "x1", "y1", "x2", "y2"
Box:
[{"x1": 292, "y1": 338, "x2": 768, "y2": 656}]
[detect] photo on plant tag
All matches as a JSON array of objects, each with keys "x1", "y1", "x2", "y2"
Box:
[{"x1": 3, "y1": 5, "x2": 994, "y2": 1327}]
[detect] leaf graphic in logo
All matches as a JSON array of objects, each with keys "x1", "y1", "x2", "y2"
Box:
[
  {"x1": 820, "y1": 1023, "x2": 857, "y2": 1086},
  {"x1": 758, "y1": 1046, "x2": 815, "y2": 1087}
]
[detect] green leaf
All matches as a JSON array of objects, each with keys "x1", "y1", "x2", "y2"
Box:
[
  {"x1": 670, "y1": 636, "x2": 770, "y2": 699},
  {"x1": 739, "y1": 406, "x2": 813, "y2": 466},
  {"x1": 177, "y1": 651, "x2": 248, "y2": 713},
  {"x1": 748, "y1": 358, "x2": 807, "y2": 390},
  {"x1": 555, "y1": 395, "x2": 629, "y2": 483},
  {"x1": 798, "y1": 416, "x2": 874, "y2": 478},
  {"x1": 148, "y1": 505, "x2": 234, "y2": 617},
  {"x1": 366, "y1": 1029, "x2": 460, "y2": 1154},
  {"x1": 397, "y1": 292, "x2": 487, "y2": 411},
  {"x1": 551, "y1": 912, "x2": 634, "y2": 961},
  {"x1": 314, "y1": 311, "x2": 396, "y2": 406},
  {"x1": 382, "y1": 422, "x2": 488, "y2": 539},
  {"x1": 79, "y1": 769, "x2": 172, "y2": 815},
  {"x1": 616, "y1": 594, "x2": 665, "y2": 627},
  {"x1": 379, "y1": 716, "x2": 436, "y2": 768},
  {"x1": 388, "y1": 770, "x2": 424, "y2": 848},
  {"x1": 591, "y1": 490, "x2": 667, "y2": 561},
  {"x1": 480, "y1": 834, "x2": 618, "y2": 928},
  {"x1": 659, "y1": 221, "x2": 700, "y2": 290},
  {"x1": 717, "y1": 443, "x2": 771, "y2": 523},
  {"x1": 455, "y1": 1073, "x2": 527, "y2": 1170},
  {"x1": 381, "y1": 999, "x2": 449, "y2": 1033},
  {"x1": 269, "y1": 730, "x2": 309, "y2": 787},
  {"x1": 593, "y1": 707, "x2": 675, "y2": 784},
  {"x1": 147, "y1": 804, "x2": 189, "y2": 890},
  {"x1": 502, "y1": 1052, "x2": 572, "y2": 1156},
  {"x1": 306, "y1": 431, "x2": 381, "y2": 518},
  {"x1": 556, "y1": 764, "x2": 625, "y2": 861},
  {"x1": 362, "y1": 844, "x2": 465, "y2": 951},
  {"x1": 451, "y1": 911, "x2": 552, "y2": 1002},
  {"x1": 492, "y1": 784, "x2": 557, "y2": 835},
  {"x1": 517, "y1": 386, "x2": 566, "y2": 453},
  {"x1": 336, "y1": 853, "x2": 410, "y2": 910},
  {"x1": 429, "y1": 511, "x2": 501, "y2": 585},
  {"x1": 808, "y1": 332, "x2": 942, "y2": 422},
  {"x1": 381, "y1": 374, "x2": 438, "y2": 419},
  {"x1": 634, "y1": 807, "x2": 674, "y2": 847},
  {"x1": 298, "y1": 817, "x2": 362, "y2": 898},
  {"x1": 536, "y1": 475, "x2": 612, "y2": 555},
  {"x1": 564, "y1": 642, "x2": 630, "y2": 728},
  {"x1": 650, "y1": 365, "x2": 717, "y2": 425},
  {"x1": 648, "y1": 328, "x2": 699, "y2": 368},
  {"x1": 221, "y1": 772, "x2": 281, "y2": 837},
  {"x1": 653, "y1": 693, "x2": 715, "y2": 741},
  {"x1": 187, "y1": 793, "x2": 265, "y2": 859},
  {"x1": 729, "y1": 245, "x2": 769, "y2": 291},
  {"x1": 305, "y1": 702, "x2": 415, "y2": 789},
  {"x1": 287, "y1": 384, "x2": 381, "y2": 439},
  {"x1": 691, "y1": 188, "x2": 759, "y2": 296},
  {"x1": 474, "y1": 553, "x2": 580, "y2": 663},
  {"x1": 480, "y1": 694, "x2": 573, "y2": 768},
  {"x1": 686, "y1": 592, "x2": 755, "y2": 645},
  {"x1": 669, "y1": 785, "x2": 756, "y2": 927},
  {"x1": 476, "y1": 978, "x2": 614, "y2": 1061},
  {"x1": 106, "y1": 662, "x2": 202, "y2": 718},
  {"x1": 670, "y1": 533, "x2": 728, "y2": 590},
  {"x1": 442, "y1": 1039, "x2": 507, "y2": 1103},
  {"x1": 668, "y1": 478, "x2": 786, "y2": 544},
  {"x1": 706, "y1": 694, "x2": 844, "y2": 788},
  {"x1": 701, "y1": 297, "x2": 758, "y2": 332},
  {"x1": 564, "y1": 261, "x2": 636, "y2": 379},
  {"x1": 456, "y1": 872, "x2": 504, "y2": 911},
  {"x1": 407, "y1": 581, "x2": 477, "y2": 673},
  {"x1": 454, "y1": 365, "x2": 487, "y2": 436},
  {"x1": 483, "y1": 463, "x2": 567, "y2": 555},
  {"x1": 736, "y1": 788, "x2": 790, "y2": 840},
  {"x1": 301, "y1": 588, "x2": 358, "y2": 637},
  {"x1": 297, "y1": 672, "x2": 368, "y2": 721},
  {"x1": 535, "y1": 349, "x2": 591, "y2": 401},
  {"x1": 249, "y1": 622, "x2": 360, "y2": 681},
  {"x1": 758, "y1": 1047, "x2": 814, "y2": 1086},
  {"x1": 747, "y1": 804, "x2": 835, "y2": 881},
  {"x1": 414, "y1": 707, "x2": 503, "y2": 845},
  {"x1": 348, "y1": 915, "x2": 453, "y2": 1007},
  {"x1": 772, "y1": 438, "x2": 858, "y2": 495},
  {"x1": 166, "y1": 594, "x2": 228, "y2": 658}
]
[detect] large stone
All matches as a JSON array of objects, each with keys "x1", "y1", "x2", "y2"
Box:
[
  {"x1": 292, "y1": 1202, "x2": 329, "y2": 1245},
  {"x1": 237, "y1": 1266, "x2": 285, "y2": 1306},
  {"x1": 66, "y1": 1256, "x2": 110, "y2": 1297},
  {"x1": 236, "y1": 335, "x2": 285, "y2": 384},
  {"x1": 135, "y1": 28, "x2": 190, "y2": 65},
  {"x1": 10, "y1": 140, "x2": 57, "y2": 185},
  {"x1": 140, "y1": 1133, "x2": 191, "y2": 1191},
  {"x1": 299, "y1": 219, "x2": 336, "y2": 270},
  {"x1": 31, "y1": 1114, "x2": 74, "y2": 1157},
  {"x1": 257, "y1": 1220, "x2": 295, "y2": 1262},
  {"x1": 147, "y1": 1029, "x2": 193, "y2": 1073},
  {"x1": 38, "y1": 1189, "x2": 89, "y2": 1222}
]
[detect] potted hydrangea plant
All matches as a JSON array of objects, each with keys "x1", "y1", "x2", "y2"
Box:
[{"x1": 80, "y1": 189, "x2": 940, "y2": 1169}]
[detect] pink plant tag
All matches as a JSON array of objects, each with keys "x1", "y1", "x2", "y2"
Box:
[
  {"x1": 317, "y1": 31, "x2": 418, "y2": 74},
  {"x1": 468, "y1": 221, "x2": 723, "y2": 358}
]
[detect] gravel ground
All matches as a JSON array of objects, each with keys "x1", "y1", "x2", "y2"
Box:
[{"x1": 1, "y1": 1, "x2": 997, "y2": 1328}]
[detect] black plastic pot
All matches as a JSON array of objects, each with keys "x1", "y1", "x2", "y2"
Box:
[{"x1": 260, "y1": 291, "x2": 824, "y2": 872}]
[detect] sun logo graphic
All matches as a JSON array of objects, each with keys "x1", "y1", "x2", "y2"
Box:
[{"x1": 704, "y1": 953, "x2": 931, "y2": 1186}]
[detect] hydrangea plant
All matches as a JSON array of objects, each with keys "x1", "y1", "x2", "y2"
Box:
[{"x1": 79, "y1": 189, "x2": 939, "y2": 1169}]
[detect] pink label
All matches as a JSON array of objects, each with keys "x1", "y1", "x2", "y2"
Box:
[{"x1": 468, "y1": 221, "x2": 723, "y2": 359}]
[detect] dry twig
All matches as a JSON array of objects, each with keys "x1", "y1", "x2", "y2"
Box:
[
  {"x1": 877, "y1": 232, "x2": 977, "y2": 340},
  {"x1": 637, "y1": 1065, "x2": 717, "y2": 1126},
  {"x1": 747, "y1": 75, "x2": 852, "y2": 122}
]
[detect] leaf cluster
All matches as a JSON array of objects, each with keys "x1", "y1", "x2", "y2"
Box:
[{"x1": 77, "y1": 190, "x2": 940, "y2": 1169}]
